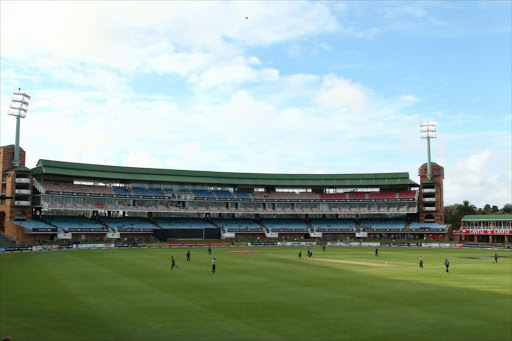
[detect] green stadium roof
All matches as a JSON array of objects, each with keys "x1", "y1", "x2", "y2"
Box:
[
  {"x1": 5, "y1": 166, "x2": 31, "y2": 173},
  {"x1": 31, "y1": 159, "x2": 419, "y2": 187},
  {"x1": 462, "y1": 214, "x2": 512, "y2": 221}
]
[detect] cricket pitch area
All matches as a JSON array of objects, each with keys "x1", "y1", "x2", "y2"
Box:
[{"x1": 308, "y1": 257, "x2": 398, "y2": 267}]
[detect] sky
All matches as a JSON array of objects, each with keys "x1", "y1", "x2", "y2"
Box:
[{"x1": 0, "y1": 1, "x2": 510, "y2": 208}]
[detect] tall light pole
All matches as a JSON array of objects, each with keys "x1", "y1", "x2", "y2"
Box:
[
  {"x1": 8, "y1": 88, "x2": 31, "y2": 167},
  {"x1": 420, "y1": 121, "x2": 437, "y2": 179}
]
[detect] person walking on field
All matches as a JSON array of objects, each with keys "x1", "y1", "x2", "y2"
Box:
[
  {"x1": 298, "y1": 249, "x2": 302, "y2": 259},
  {"x1": 208, "y1": 246, "x2": 212, "y2": 255},
  {"x1": 187, "y1": 250, "x2": 191, "y2": 261},
  {"x1": 171, "y1": 256, "x2": 178, "y2": 270},
  {"x1": 419, "y1": 255, "x2": 423, "y2": 268},
  {"x1": 375, "y1": 248, "x2": 379, "y2": 257},
  {"x1": 493, "y1": 253, "x2": 498, "y2": 263},
  {"x1": 212, "y1": 258, "x2": 216, "y2": 274},
  {"x1": 444, "y1": 259, "x2": 450, "y2": 273}
]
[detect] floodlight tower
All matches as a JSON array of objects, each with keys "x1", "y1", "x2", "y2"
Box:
[
  {"x1": 420, "y1": 121, "x2": 437, "y2": 179},
  {"x1": 8, "y1": 88, "x2": 31, "y2": 167}
]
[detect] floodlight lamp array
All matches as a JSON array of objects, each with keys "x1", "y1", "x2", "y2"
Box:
[
  {"x1": 420, "y1": 122, "x2": 437, "y2": 139},
  {"x1": 8, "y1": 91, "x2": 31, "y2": 118}
]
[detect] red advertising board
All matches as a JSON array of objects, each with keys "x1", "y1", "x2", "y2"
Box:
[
  {"x1": 168, "y1": 242, "x2": 223, "y2": 247},
  {"x1": 453, "y1": 229, "x2": 512, "y2": 235}
]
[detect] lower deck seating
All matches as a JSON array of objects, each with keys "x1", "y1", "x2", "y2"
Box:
[
  {"x1": 260, "y1": 218, "x2": 308, "y2": 232},
  {"x1": 12, "y1": 220, "x2": 55, "y2": 231},
  {"x1": 212, "y1": 219, "x2": 262, "y2": 232},
  {"x1": 409, "y1": 222, "x2": 448, "y2": 231},
  {"x1": 41, "y1": 215, "x2": 106, "y2": 231},
  {"x1": 360, "y1": 219, "x2": 406, "y2": 231},
  {"x1": 100, "y1": 217, "x2": 155, "y2": 231},
  {"x1": 310, "y1": 219, "x2": 355, "y2": 232}
]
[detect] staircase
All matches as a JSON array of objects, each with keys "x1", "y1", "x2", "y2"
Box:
[{"x1": 355, "y1": 221, "x2": 361, "y2": 233}]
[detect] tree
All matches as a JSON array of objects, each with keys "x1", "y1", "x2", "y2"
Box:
[
  {"x1": 456, "y1": 200, "x2": 477, "y2": 216},
  {"x1": 445, "y1": 204, "x2": 462, "y2": 230},
  {"x1": 502, "y1": 204, "x2": 512, "y2": 213},
  {"x1": 483, "y1": 204, "x2": 491, "y2": 212},
  {"x1": 491, "y1": 205, "x2": 499, "y2": 213}
]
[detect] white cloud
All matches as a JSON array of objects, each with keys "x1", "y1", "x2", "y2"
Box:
[
  {"x1": 1, "y1": 1, "x2": 337, "y2": 73},
  {"x1": 121, "y1": 152, "x2": 163, "y2": 169},
  {"x1": 189, "y1": 57, "x2": 279, "y2": 89},
  {"x1": 315, "y1": 74, "x2": 370, "y2": 111},
  {"x1": 443, "y1": 149, "x2": 512, "y2": 208}
]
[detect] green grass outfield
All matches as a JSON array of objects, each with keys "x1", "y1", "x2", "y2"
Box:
[{"x1": 1, "y1": 246, "x2": 510, "y2": 341}]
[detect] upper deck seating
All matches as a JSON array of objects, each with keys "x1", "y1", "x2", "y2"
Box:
[
  {"x1": 253, "y1": 192, "x2": 319, "y2": 200},
  {"x1": 253, "y1": 192, "x2": 271, "y2": 199},
  {"x1": 57, "y1": 183, "x2": 93, "y2": 194},
  {"x1": 113, "y1": 186, "x2": 132, "y2": 196},
  {"x1": 38, "y1": 182, "x2": 62, "y2": 192},
  {"x1": 163, "y1": 189, "x2": 175, "y2": 196},
  {"x1": 192, "y1": 190, "x2": 215, "y2": 199},
  {"x1": 368, "y1": 191, "x2": 396, "y2": 200},
  {"x1": 234, "y1": 191, "x2": 252, "y2": 199},
  {"x1": 348, "y1": 192, "x2": 366, "y2": 200},
  {"x1": 90, "y1": 186, "x2": 116, "y2": 195},
  {"x1": 319, "y1": 193, "x2": 347, "y2": 200},
  {"x1": 399, "y1": 191, "x2": 417, "y2": 199},
  {"x1": 214, "y1": 190, "x2": 234, "y2": 199},
  {"x1": 131, "y1": 187, "x2": 151, "y2": 196},
  {"x1": 149, "y1": 188, "x2": 165, "y2": 197}
]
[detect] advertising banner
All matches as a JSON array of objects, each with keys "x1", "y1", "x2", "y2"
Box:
[
  {"x1": 453, "y1": 229, "x2": 512, "y2": 235},
  {"x1": 57, "y1": 233, "x2": 72, "y2": 239},
  {"x1": 106, "y1": 232, "x2": 121, "y2": 239},
  {"x1": 278, "y1": 242, "x2": 316, "y2": 246},
  {"x1": 31, "y1": 228, "x2": 58, "y2": 233},
  {"x1": 356, "y1": 232, "x2": 368, "y2": 237},
  {"x1": 77, "y1": 243, "x2": 114, "y2": 249},
  {"x1": 168, "y1": 242, "x2": 223, "y2": 247},
  {"x1": 4, "y1": 247, "x2": 32, "y2": 252}
]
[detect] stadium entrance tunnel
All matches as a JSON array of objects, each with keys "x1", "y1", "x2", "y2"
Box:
[{"x1": 303, "y1": 233, "x2": 310, "y2": 239}]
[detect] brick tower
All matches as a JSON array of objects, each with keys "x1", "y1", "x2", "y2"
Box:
[{"x1": 418, "y1": 162, "x2": 444, "y2": 223}]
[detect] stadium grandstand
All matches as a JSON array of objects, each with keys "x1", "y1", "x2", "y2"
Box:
[
  {"x1": 0, "y1": 147, "x2": 453, "y2": 245},
  {"x1": 453, "y1": 214, "x2": 512, "y2": 244}
]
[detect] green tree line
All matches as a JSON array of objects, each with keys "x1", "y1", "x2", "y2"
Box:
[{"x1": 445, "y1": 201, "x2": 512, "y2": 230}]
